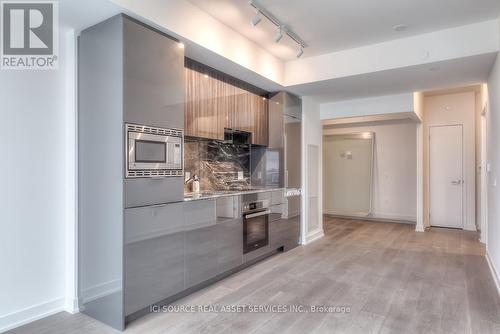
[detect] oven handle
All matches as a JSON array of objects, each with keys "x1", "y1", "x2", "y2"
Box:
[{"x1": 244, "y1": 210, "x2": 271, "y2": 219}]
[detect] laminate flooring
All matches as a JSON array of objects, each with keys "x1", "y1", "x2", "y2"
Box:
[{"x1": 8, "y1": 217, "x2": 500, "y2": 334}]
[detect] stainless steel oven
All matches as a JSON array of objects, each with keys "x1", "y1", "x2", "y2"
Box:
[
  {"x1": 243, "y1": 200, "x2": 270, "y2": 254},
  {"x1": 125, "y1": 123, "x2": 183, "y2": 178}
]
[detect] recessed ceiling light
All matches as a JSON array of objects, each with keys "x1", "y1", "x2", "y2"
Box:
[
  {"x1": 393, "y1": 24, "x2": 407, "y2": 32},
  {"x1": 178, "y1": 42, "x2": 185, "y2": 49},
  {"x1": 204, "y1": 74, "x2": 209, "y2": 78}
]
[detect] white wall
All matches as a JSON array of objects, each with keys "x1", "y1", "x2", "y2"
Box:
[
  {"x1": 0, "y1": 30, "x2": 77, "y2": 332},
  {"x1": 320, "y1": 93, "x2": 415, "y2": 120},
  {"x1": 301, "y1": 97, "x2": 324, "y2": 244},
  {"x1": 323, "y1": 122, "x2": 417, "y2": 222},
  {"x1": 424, "y1": 91, "x2": 476, "y2": 231},
  {"x1": 487, "y1": 52, "x2": 500, "y2": 288}
]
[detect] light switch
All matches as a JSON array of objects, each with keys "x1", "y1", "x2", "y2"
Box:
[{"x1": 487, "y1": 163, "x2": 492, "y2": 173}]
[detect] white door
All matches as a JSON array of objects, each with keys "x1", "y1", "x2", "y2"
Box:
[{"x1": 429, "y1": 125, "x2": 463, "y2": 228}]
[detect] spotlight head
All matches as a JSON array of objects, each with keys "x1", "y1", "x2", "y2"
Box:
[
  {"x1": 251, "y1": 12, "x2": 262, "y2": 27},
  {"x1": 296, "y1": 46, "x2": 304, "y2": 58},
  {"x1": 274, "y1": 26, "x2": 284, "y2": 43}
]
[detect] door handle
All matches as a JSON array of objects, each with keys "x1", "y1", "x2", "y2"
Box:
[{"x1": 451, "y1": 180, "x2": 462, "y2": 185}]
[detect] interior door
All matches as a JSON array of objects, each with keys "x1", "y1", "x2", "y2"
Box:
[{"x1": 429, "y1": 125, "x2": 463, "y2": 228}]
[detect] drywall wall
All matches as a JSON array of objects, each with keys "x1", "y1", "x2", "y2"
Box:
[
  {"x1": 0, "y1": 30, "x2": 76, "y2": 332},
  {"x1": 323, "y1": 122, "x2": 417, "y2": 222},
  {"x1": 320, "y1": 93, "x2": 414, "y2": 120},
  {"x1": 424, "y1": 91, "x2": 476, "y2": 231},
  {"x1": 323, "y1": 134, "x2": 373, "y2": 216},
  {"x1": 487, "y1": 52, "x2": 500, "y2": 289},
  {"x1": 302, "y1": 97, "x2": 324, "y2": 244}
]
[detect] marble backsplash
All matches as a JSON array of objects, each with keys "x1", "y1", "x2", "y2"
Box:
[{"x1": 184, "y1": 139, "x2": 251, "y2": 192}]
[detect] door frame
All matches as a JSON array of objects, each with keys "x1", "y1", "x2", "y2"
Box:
[
  {"x1": 480, "y1": 106, "x2": 488, "y2": 243},
  {"x1": 428, "y1": 123, "x2": 465, "y2": 229}
]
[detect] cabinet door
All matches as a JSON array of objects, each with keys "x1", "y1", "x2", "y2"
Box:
[
  {"x1": 185, "y1": 68, "x2": 224, "y2": 140},
  {"x1": 124, "y1": 203, "x2": 184, "y2": 316},
  {"x1": 229, "y1": 88, "x2": 252, "y2": 133},
  {"x1": 216, "y1": 196, "x2": 243, "y2": 273},
  {"x1": 184, "y1": 200, "x2": 218, "y2": 288},
  {"x1": 253, "y1": 95, "x2": 269, "y2": 146},
  {"x1": 123, "y1": 17, "x2": 184, "y2": 128}
]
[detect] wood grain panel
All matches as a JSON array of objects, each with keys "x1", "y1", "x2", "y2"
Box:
[{"x1": 185, "y1": 59, "x2": 269, "y2": 144}]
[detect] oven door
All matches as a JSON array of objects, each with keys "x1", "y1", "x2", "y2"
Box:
[
  {"x1": 243, "y1": 209, "x2": 270, "y2": 254},
  {"x1": 128, "y1": 132, "x2": 181, "y2": 171}
]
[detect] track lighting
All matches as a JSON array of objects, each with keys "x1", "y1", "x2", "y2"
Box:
[
  {"x1": 249, "y1": 1, "x2": 307, "y2": 58},
  {"x1": 251, "y1": 11, "x2": 261, "y2": 27},
  {"x1": 274, "y1": 26, "x2": 283, "y2": 43},
  {"x1": 296, "y1": 45, "x2": 304, "y2": 58}
]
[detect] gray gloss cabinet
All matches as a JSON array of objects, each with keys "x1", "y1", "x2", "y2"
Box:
[
  {"x1": 123, "y1": 18, "x2": 184, "y2": 129},
  {"x1": 78, "y1": 14, "x2": 185, "y2": 330},
  {"x1": 124, "y1": 203, "x2": 184, "y2": 316},
  {"x1": 216, "y1": 196, "x2": 243, "y2": 273},
  {"x1": 184, "y1": 200, "x2": 218, "y2": 288}
]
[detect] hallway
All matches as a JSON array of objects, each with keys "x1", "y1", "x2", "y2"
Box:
[{"x1": 9, "y1": 217, "x2": 500, "y2": 334}]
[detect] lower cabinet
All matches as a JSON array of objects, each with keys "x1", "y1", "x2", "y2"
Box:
[
  {"x1": 270, "y1": 214, "x2": 301, "y2": 251},
  {"x1": 124, "y1": 193, "x2": 294, "y2": 317},
  {"x1": 184, "y1": 200, "x2": 218, "y2": 288},
  {"x1": 124, "y1": 202, "x2": 185, "y2": 316},
  {"x1": 215, "y1": 196, "x2": 243, "y2": 273}
]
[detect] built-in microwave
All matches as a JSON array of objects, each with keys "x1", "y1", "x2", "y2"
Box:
[{"x1": 125, "y1": 123, "x2": 183, "y2": 178}]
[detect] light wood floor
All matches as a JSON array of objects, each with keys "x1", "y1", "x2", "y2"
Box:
[{"x1": 8, "y1": 217, "x2": 500, "y2": 334}]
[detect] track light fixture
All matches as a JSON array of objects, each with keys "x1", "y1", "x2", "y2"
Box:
[
  {"x1": 248, "y1": 1, "x2": 307, "y2": 57},
  {"x1": 274, "y1": 26, "x2": 284, "y2": 43},
  {"x1": 251, "y1": 11, "x2": 262, "y2": 27}
]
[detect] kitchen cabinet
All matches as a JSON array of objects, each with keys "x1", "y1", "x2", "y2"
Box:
[
  {"x1": 79, "y1": 14, "x2": 185, "y2": 330},
  {"x1": 215, "y1": 196, "x2": 243, "y2": 273},
  {"x1": 184, "y1": 200, "x2": 218, "y2": 288},
  {"x1": 184, "y1": 67, "x2": 226, "y2": 140},
  {"x1": 185, "y1": 59, "x2": 268, "y2": 145},
  {"x1": 124, "y1": 203, "x2": 185, "y2": 316}
]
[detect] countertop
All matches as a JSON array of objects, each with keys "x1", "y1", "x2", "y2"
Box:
[{"x1": 184, "y1": 188, "x2": 285, "y2": 201}]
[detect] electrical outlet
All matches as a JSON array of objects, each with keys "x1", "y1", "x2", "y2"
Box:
[
  {"x1": 257, "y1": 171, "x2": 262, "y2": 179},
  {"x1": 238, "y1": 171, "x2": 244, "y2": 180}
]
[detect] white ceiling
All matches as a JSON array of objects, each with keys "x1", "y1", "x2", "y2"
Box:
[
  {"x1": 188, "y1": 0, "x2": 500, "y2": 61},
  {"x1": 60, "y1": 0, "x2": 121, "y2": 31},
  {"x1": 287, "y1": 53, "x2": 497, "y2": 102}
]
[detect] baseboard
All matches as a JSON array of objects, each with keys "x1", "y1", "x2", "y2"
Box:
[
  {"x1": 81, "y1": 279, "x2": 121, "y2": 304},
  {"x1": 304, "y1": 229, "x2": 324, "y2": 245},
  {"x1": 0, "y1": 297, "x2": 65, "y2": 333},
  {"x1": 370, "y1": 212, "x2": 416, "y2": 223},
  {"x1": 64, "y1": 298, "x2": 79, "y2": 314},
  {"x1": 486, "y1": 250, "x2": 500, "y2": 296},
  {"x1": 325, "y1": 213, "x2": 416, "y2": 225}
]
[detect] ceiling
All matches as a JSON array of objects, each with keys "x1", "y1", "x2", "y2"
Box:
[
  {"x1": 287, "y1": 53, "x2": 497, "y2": 102},
  {"x1": 188, "y1": 0, "x2": 500, "y2": 61}
]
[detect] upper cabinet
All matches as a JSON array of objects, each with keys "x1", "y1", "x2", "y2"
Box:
[
  {"x1": 123, "y1": 18, "x2": 184, "y2": 129},
  {"x1": 184, "y1": 59, "x2": 268, "y2": 145}
]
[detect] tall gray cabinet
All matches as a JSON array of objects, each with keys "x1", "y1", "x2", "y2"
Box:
[{"x1": 78, "y1": 14, "x2": 184, "y2": 330}]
